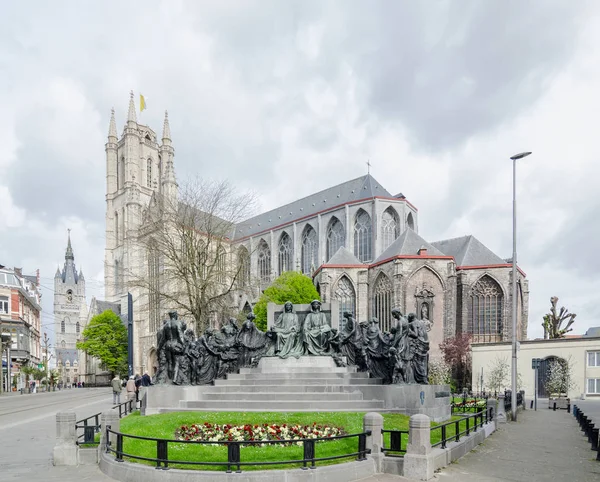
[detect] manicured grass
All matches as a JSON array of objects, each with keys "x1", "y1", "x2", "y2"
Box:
[
  {"x1": 117, "y1": 411, "x2": 410, "y2": 471},
  {"x1": 115, "y1": 410, "x2": 490, "y2": 471}
]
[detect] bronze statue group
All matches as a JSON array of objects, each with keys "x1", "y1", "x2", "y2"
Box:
[{"x1": 154, "y1": 300, "x2": 430, "y2": 386}]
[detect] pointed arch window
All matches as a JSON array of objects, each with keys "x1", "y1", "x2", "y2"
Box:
[
  {"x1": 216, "y1": 247, "x2": 227, "y2": 283},
  {"x1": 334, "y1": 276, "x2": 356, "y2": 328},
  {"x1": 326, "y1": 217, "x2": 345, "y2": 261},
  {"x1": 301, "y1": 225, "x2": 318, "y2": 275},
  {"x1": 115, "y1": 212, "x2": 119, "y2": 244},
  {"x1": 257, "y1": 239, "x2": 271, "y2": 283},
  {"x1": 468, "y1": 275, "x2": 504, "y2": 343},
  {"x1": 381, "y1": 207, "x2": 399, "y2": 250},
  {"x1": 115, "y1": 260, "x2": 120, "y2": 294},
  {"x1": 76, "y1": 322, "x2": 80, "y2": 334},
  {"x1": 237, "y1": 246, "x2": 251, "y2": 288},
  {"x1": 61, "y1": 340, "x2": 66, "y2": 348},
  {"x1": 407, "y1": 212, "x2": 415, "y2": 230},
  {"x1": 147, "y1": 159, "x2": 152, "y2": 188},
  {"x1": 354, "y1": 209, "x2": 372, "y2": 262},
  {"x1": 148, "y1": 240, "x2": 161, "y2": 333},
  {"x1": 60, "y1": 320, "x2": 65, "y2": 333},
  {"x1": 372, "y1": 273, "x2": 393, "y2": 332},
  {"x1": 278, "y1": 232, "x2": 293, "y2": 275},
  {"x1": 118, "y1": 157, "x2": 125, "y2": 189}
]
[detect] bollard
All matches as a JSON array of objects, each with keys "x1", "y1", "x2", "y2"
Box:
[
  {"x1": 553, "y1": 402, "x2": 557, "y2": 411},
  {"x1": 581, "y1": 416, "x2": 588, "y2": 431},
  {"x1": 588, "y1": 424, "x2": 595, "y2": 444},
  {"x1": 592, "y1": 428, "x2": 599, "y2": 451},
  {"x1": 530, "y1": 400, "x2": 534, "y2": 409}
]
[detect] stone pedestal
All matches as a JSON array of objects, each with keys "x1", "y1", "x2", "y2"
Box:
[
  {"x1": 496, "y1": 394, "x2": 508, "y2": 423},
  {"x1": 403, "y1": 414, "x2": 434, "y2": 480},
  {"x1": 53, "y1": 411, "x2": 77, "y2": 466}
]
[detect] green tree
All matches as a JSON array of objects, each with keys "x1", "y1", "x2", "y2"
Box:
[
  {"x1": 253, "y1": 271, "x2": 320, "y2": 331},
  {"x1": 77, "y1": 310, "x2": 128, "y2": 377}
]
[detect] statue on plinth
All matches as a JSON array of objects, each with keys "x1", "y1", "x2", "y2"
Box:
[
  {"x1": 390, "y1": 308, "x2": 410, "y2": 384},
  {"x1": 363, "y1": 317, "x2": 391, "y2": 383},
  {"x1": 407, "y1": 312, "x2": 430, "y2": 384},
  {"x1": 303, "y1": 300, "x2": 332, "y2": 356},
  {"x1": 156, "y1": 311, "x2": 185, "y2": 383},
  {"x1": 237, "y1": 312, "x2": 270, "y2": 367},
  {"x1": 193, "y1": 328, "x2": 220, "y2": 385},
  {"x1": 271, "y1": 301, "x2": 304, "y2": 358},
  {"x1": 337, "y1": 312, "x2": 361, "y2": 366}
]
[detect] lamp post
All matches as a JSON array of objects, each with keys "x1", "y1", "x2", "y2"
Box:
[{"x1": 510, "y1": 151, "x2": 532, "y2": 421}]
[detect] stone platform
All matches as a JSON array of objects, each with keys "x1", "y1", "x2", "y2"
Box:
[{"x1": 144, "y1": 356, "x2": 451, "y2": 421}]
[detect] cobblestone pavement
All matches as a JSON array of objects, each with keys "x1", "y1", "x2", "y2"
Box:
[
  {"x1": 433, "y1": 406, "x2": 600, "y2": 482},
  {"x1": 0, "y1": 387, "x2": 115, "y2": 481}
]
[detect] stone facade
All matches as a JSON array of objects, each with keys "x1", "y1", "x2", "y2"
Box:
[{"x1": 102, "y1": 95, "x2": 529, "y2": 377}]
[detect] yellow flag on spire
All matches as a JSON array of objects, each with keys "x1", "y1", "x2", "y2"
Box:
[{"x1": 140, "y1": 94, "x2": 146, "y2": 112}]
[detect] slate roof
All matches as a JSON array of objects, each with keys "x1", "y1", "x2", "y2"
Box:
[
  {"x1": 374, "y1": 228, "x2": 445, "y2": 263},
  {"x1": 92, "y1": 299, "x2": 121, "y2": 316},
  {"x1": 233, "y1": 174, "x2": 392, "y2": 240},
  {"x1": 584, "y1": 327, "x2": 600, "y2": 338},
  {"x1": 325, "y1": 246, "x2": 363, "y2": 265},
  {"x1": 431, "y1": 235, "x2": 506, "y2": 267}
]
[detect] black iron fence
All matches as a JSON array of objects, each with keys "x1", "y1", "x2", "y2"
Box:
[
  {"x1": 573, "y1": 405, "x2": 600, "y2": 461},
  {"x1": 113, "y1": 399, "x2": 138, "y2": 418},
  {"x1": 451, "y1": 396, "x2": 488, "y2": 414},
  {"x1": 381, "y1": 429, "x2": 409, "y2": 455},
  {"x1": 503, "y1": 391, "x2": 523, "y2": 412},
  {"x1": 431, "y1": 408, "x2": 493, "y2": 449},
  {"x1": 76, "y1": 412, "x2": 102, "y2": 445},
  {"x1": 104, "y1": 427, "x2": 371, "y2": 472}
]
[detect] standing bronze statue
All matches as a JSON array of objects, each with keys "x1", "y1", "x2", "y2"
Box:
[
  {"x1": 407, "y1": 313, "x2": 430, "y2": 384},
  {"x1": 237, "y1": 312, "x2": 270, "y2": 367}
]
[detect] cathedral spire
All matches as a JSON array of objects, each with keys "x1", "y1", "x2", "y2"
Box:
[
  {"x1": 108, "y1": 107, "x2": 118, "y2": 139},
  {"x1": 162, "y1": 110, "x2": 171, "y2": 143},
  {"x1": 65, "y1": 229, "x2": 74, "y2": 260},
  {"x1": 127, "y1": 90, "x2": 137, "y2": 124}
]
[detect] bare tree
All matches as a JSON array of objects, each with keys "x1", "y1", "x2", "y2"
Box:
[
  {"x1": 133, "y1": 177, "x2": 259, "y2": 334},
  {"x1": 542, "y1": 296, "x2": 577, "y2": 339},
  {"x1": 486, "y1": 356, "x2": 510, "y2": 394}
]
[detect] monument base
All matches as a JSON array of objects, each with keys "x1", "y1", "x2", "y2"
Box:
[{"x1": 144, "y1": 356, "x2": 450, "y2": 421}]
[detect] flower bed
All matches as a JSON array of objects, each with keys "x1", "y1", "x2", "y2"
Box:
[{"x1": 175, "y1": 422, "x2": 345, "y2": 446}]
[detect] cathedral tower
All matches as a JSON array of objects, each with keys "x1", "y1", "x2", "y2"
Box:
[{"x1": 104, "y1": 93, "x2": 177, "y2": 302}]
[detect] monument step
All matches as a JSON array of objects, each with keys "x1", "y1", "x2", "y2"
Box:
[
  {"x1": 239, "y1": 366, "x2": 357, "y2": 374},
  {"x1": 199, "y1": 391, "x2": 364, "y2": 401},
  {"x1": 225, "y1": 371, "x2": 370, "y2": 380},
  {"x1": 214, "y1": 377, "x2": 383, "y2": 386},
  {"x1": 178, "y1": 400, "x2": 385, "y2": 411},
  {"x1": 199, "y1": 384, "x2": 373, "y2": 393}
]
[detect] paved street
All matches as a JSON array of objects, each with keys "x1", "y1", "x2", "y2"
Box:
[{"x1": 0, "y1": 387, "x2": 115, "y2": 481}]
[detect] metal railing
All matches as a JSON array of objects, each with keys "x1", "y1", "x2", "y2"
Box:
[
  {"x1": 105, "y1": 427, "x2": 371, "y2": 472},
  {"x1": 430, "y1": 408, "x2": 493, "y2": 450},
  {"x1": 76, "y1": 412, "x2": 102, "y2": 445},
  {"x1": 113, "y1": 399, "x2": 138, "y2": 418},
  {"x1": 503, "y1": 391, "x2": 523, "y2": 411},
  {"x1": 451, "y1": 396, "x2": 488, "y2": 414},
  {"x1": 381, "y1": 429, "x2": 409, "y2": 455},
  {"x1": 573, "y1": 405, "x2": 600, "y2": 461}
]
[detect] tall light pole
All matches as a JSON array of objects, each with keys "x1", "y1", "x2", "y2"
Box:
[{"x1": 510, "y1": 151, "x2": 532, "y2": 421}]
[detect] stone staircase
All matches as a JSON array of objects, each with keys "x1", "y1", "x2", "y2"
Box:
[{"x1": 176, "y1": 356, "x2": 386, "y2": 412}]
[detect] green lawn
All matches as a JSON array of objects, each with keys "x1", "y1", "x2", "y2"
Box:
[{"x1": 114, "y1": 410, "x2": 489, "y2": 471}]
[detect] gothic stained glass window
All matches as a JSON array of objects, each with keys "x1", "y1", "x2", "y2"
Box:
[
  {"x1": 278, "y1": 232, "x2": 293, "y2": 275},
  {"x1": 354, "y1": 209, "x2": 372, "y2": 262},
  {"x1": 147, "y1": 159, "x2": 152, "y2": 188},
  {"x1": 468, "y1": 275, "x2": 504, "y2": 343},
  {"x1": 326, "y1": 217, "x2": 345, "y2": 261},
  {"x1": 301, "y1": 225, "x2": 318, "y2": 275},
  {"x1": 334, "y1": 276, "x2": 356, "y2": 328},
  {"x1": 381, "y1": 207, "x2": 399, "y2": 251},
  {"x1": 257, "y1": 239, "x2": 271, "y2": 283},
  {"x1": 216, "y1": 247, "x2": 227, "y2": 283},
  {"x1": 372, "y1": 273, "x2": 393, "y2": 332},
  {"x1": 237, "y1": 246, "x2": 250, "y2": 288}
]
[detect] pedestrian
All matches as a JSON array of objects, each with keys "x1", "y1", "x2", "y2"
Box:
[
  {"x1": 134, "y1": 374, "x2": 142, "y2": 402},
  {"x1": 111, "y1": 374, "x2": 122, "y2": 404},
  {"x1": 125, "y1": 376, "x2": 136, "y2": 402},
  {"x1": 141, "y1": 372, "x2": 152, "y2": 387}
]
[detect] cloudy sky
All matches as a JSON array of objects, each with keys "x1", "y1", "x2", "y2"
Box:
[{"x1": 1, "y1": 1, "x2": 598, "y2": 345}]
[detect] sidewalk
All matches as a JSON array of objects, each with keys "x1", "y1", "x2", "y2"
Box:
[{"x1": 433, "y1": 406, "x2": 600, "y2": 481}]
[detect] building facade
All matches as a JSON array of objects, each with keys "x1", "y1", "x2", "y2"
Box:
[
  {"x1": 54, "y1": 233, "x2": 87, "y2": 385},
  {"x1": 0, "y1": 266, "x2": 42, "y2": 392},
  {"x1": 103, "y1": 96, "x2": 530, "y2": 376}
]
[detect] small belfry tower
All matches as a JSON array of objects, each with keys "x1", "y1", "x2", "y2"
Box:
[
  {"x1": 104, "y1": 92, "x2": 177, "y2": 303},
  {"x1": 54, "y1": 231, "x2": 86, "y2": 376}
]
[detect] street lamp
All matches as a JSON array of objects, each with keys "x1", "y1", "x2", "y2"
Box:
[{"x1": 510, "y1": 151, "x2": 532, "y2": 421}]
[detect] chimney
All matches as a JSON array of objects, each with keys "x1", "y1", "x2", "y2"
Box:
[
  {"x1": 418, "y1": 246, "x2": 428, "y2": 256},
  {"x1": 36, "y1": 269, "x2": 40, "y2": 287}
]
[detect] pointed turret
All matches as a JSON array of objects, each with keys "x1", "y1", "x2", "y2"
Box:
[
  {"x1": 108, "y1": 107, "x2": 118, "y2": 140},
  {"x1": 78, "y1": 269, "x2": 85, "y2": 281},
  {"x1": 162, "y1": 110, "x2": 171, "y2": 144},
  {"x1": 65, "y1": 230, "x2": 74, "y2": 260},
  {"x1": 55, "y1": 267, "x2": 61, "y2": 279},
  {"x1": 127, "y1": 90, "x2": 137, "y2": 125}
]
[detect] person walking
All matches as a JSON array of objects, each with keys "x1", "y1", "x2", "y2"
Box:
[
  {"x1": 125, "y1": 376, "x2": 136, "y2": 402},
  {"x1": 111, "y1": 374, "x2": 122, "y2": 404}
]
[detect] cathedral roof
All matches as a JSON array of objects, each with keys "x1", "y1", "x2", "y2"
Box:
[
  {"x1": 234, "y1": 174, "x2": 393, "y2": 240},
  {"x1": 431, "y1": 235, "x2": 505, "y2": 267},
  {"x1": 93, "y1": 299, "x2": 121, "y2": 316},
  {"x1": 374, "y1": 228, "x2": 445, "y2": 263},
  {"x1": 325, "y1": 246, "x2": 363, "y2": 266}
]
